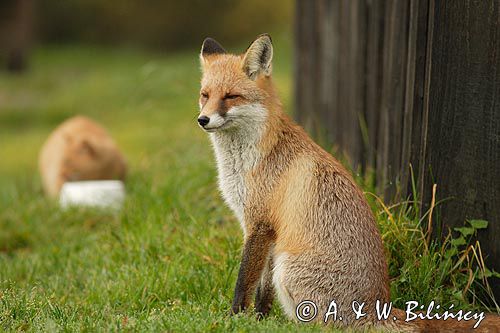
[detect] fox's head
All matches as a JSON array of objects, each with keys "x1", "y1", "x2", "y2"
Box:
[{"x1": 197, "y1": 34, "x2": 274, "y2": 133}]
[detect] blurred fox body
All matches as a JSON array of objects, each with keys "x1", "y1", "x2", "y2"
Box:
[
  {"x1": 197, "y1": 35, "x2": 500, "y2": 332},
  {"x1": 39, "y1": 116, "x2": 127, "y2": 198}
]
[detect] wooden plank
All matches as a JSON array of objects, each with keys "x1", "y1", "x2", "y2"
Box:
[
  {"x1": 400, "y1": 0, "x2": 431, "y2": 200},
  {"x1": 407, "y1": 0, "x2": 432, "y2": 204},
  {"x1": 312, "y1": 0, "x2": 332, "y2": 144},
  {"x1": 376, "y1": 0, "x2": 410, "y2": 198},
  {"x1": 294, "y1": 0, "x2": 317, "y2": 131},
  {"x1": 317, "y1": 0, "x2": 337, "y2": 145},
  {"x1": 416, "y1": 0, "x2": 434, "y2": 207},
  {"x1": 295, "y1": 1, "x2": 325, "y2": 138},
  {"x1": 336, "y1": 0, "x2": 351, "y2": 155},
  {"x1": 348, "y1": 0, "x2": 367, "y2": 170},
  {"x1": 343, "y1": 0, "x2": 358, "y2": 168},
  {"x1": 364, "y1": 0, "x2": 385, "y2": 171},
  {"x1": 398, "y1": 0, "x2": 419, "y2": 200}
]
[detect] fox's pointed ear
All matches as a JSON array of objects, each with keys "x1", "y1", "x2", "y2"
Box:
[
  {"x1": 200, "y1": 37, "x2": 226, "y2": 62},
  {"x1": 242, "y1": 34, "x2": 273, "y2": 80}
]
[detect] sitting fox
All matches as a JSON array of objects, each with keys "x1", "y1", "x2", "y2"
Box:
[
  {"x1": 39, "y1": 116, "x2": 127, "y2": 198},
  {"x1": 197, "y1": 34, "x2": 500, "y2": 332}
]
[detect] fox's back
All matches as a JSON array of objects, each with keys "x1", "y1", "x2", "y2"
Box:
[{"x1": 251, "y1": 117, "x2": 388, "y2": 273}]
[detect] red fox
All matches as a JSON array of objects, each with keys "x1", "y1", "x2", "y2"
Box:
[
  {"x1": 39, "y1": 116, "x2": 127, "y2": 198},
  {"x1": 197, "y1": 34, "x2": 500, "y2": 332}
]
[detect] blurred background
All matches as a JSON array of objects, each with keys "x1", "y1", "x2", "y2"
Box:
[
  {"x1": 1, "y1": 0, "x2": 293, "y2": 61},
  {"x1": 0, "y1": 0, "x2": 294, "y2": 179}
]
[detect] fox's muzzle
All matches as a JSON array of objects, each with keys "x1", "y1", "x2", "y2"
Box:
[
  {"x1": 197, "y1": 116, "x2": 210, "y2": 127},
  {"x1": 197, "y1": 113, "x2": 227, "y2": 132}
]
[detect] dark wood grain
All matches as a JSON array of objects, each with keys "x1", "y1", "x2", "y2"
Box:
[
  {"x1": 364, "y1": 0, "x2": 385, "y2": 170},
  {"x1": 422, "y1": 0, "x2": 500, "y2": 298}
]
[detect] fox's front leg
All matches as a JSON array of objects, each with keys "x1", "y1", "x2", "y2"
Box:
[
  {"x1": 231, "y1": 223, "x2": 275, "y2": 314},
  {"x1": 255, "y1": 254, "x2": 274, "y2": 319}
]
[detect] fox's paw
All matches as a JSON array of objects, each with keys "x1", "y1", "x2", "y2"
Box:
[
  {"x1": 229, "y1": 303, "x2": 247, "y2": 316},
  {"x1": 255, "y1": 304, "x2": 272, "y2": 320}
]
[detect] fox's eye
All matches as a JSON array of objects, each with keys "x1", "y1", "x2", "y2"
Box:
[
  {"x1": 201, "y1": 92, "x2": 209, "y2": 99},
  {"x1": 224, "y1": 94, "x2": 240, "y2": 100}
]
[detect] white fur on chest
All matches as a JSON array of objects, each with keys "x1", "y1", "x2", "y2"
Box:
[{"x1": 209, "y1": 104, "x2": 267, "y2": 231}]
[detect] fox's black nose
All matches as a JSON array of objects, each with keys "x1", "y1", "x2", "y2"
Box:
[{"x1": 198, "y1": 116, "x2": 210, "y2": 127}]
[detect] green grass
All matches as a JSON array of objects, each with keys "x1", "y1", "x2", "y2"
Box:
[{"x1": 0, "y1": 34, "x2": 498, "y2": 332}]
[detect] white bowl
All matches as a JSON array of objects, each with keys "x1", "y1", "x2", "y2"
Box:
[{"x1": 59, "y1": 180, "x2": 125, "y2": 210}]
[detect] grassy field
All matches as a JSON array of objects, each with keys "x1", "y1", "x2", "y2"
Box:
[{"x1": 0, "y1": 35, "x2": 498, "y2": 332}]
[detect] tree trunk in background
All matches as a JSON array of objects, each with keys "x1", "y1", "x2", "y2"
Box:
[
  {"x1": 0, "y1": 0, "x2": 34, "y2": 72},
  {"x1": 294, "y1": 0, "x2": 500, "y2": 299}
]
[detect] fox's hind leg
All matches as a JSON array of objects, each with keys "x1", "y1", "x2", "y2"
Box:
[
  {"x1": 272, "y1": 252, "x2": 298, "y2": 319},
  {"x1": 272, "y1": 252, "x2": 341, "y2": 325}
]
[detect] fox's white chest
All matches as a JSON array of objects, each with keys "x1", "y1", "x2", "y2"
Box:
[
  {"x1": 208, "y1": 104, "x2": 267, "y2": 232},
  {"x1": 210, "y1": 133, "x2": 261, "y2": 229}
]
